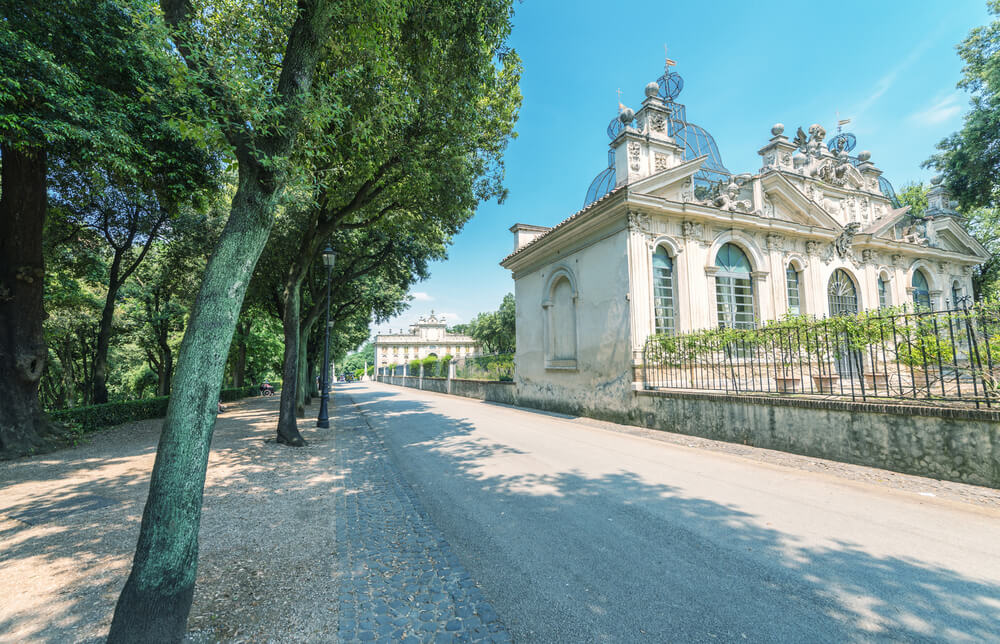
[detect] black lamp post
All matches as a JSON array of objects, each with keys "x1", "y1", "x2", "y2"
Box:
[{"x1": 317, "y1": 244, "x2": 336, "y2": 428}]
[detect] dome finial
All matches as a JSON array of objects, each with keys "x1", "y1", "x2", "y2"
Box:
[{"x1": 663, "y1": 44, "x2": 677, "y2": 74}]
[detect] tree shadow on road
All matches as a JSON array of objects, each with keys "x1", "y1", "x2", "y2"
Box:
[{"x1": 350, "y1": 384, "x2": 1000, "y2": 642}]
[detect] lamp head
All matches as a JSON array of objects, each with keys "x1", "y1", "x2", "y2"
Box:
[{"x1": 322, "y1": 244, "x2": 336, "y2": 268}]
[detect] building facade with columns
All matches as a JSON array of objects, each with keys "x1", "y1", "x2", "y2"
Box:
[
  {"x1": 374, "y1": 312, "x2": 480, "y2": 369},
  {"x1": 500, "y1": 58, "x2": 989, "y2": 412}
]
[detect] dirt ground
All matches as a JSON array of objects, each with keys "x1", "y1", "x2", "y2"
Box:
[{"x1": 0, "y1": 394, "x2": 344, "y2": 643}]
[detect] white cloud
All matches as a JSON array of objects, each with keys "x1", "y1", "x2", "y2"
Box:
[
  {"x1": 435, "y1": 312, "x2": 462, "y2": 323},
  {"x1": 850, "y1": 32, "x2": 939, "y2": 121},
  {"x1": 411, "y1": 291, "x2": 433, "y2": 302},
  {"x1": 909, "y1": 93, "x2": 963, "y2": 126}
]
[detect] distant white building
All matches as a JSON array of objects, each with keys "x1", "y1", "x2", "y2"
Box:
[
  {"x1": 374, "y1": 312, "x2": 479, "y2": 369},
  {"x1": 500, "y1": 56, "x2": 988, "y2": 410}
]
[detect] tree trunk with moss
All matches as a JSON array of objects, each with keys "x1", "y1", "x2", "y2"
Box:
[
  {"x1": 0, "y1": 144, "x2": 53, "y2": 457},
  {"x1": 277, "y1": 278, "x2": 307, "y2": 442},
  {"x1": 107, "y1": 162, "x2": 277, "y2": 640}
]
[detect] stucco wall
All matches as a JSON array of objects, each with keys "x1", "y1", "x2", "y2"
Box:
[{"x1": 513, "y1": 226, "x2": 635, "y2": 417}]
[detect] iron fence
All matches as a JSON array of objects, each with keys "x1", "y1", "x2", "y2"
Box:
[
  {"x1": 642, "y1": 302, "x2": 1000, "y2": 408},
  {"x1": 453, "y1": 353, "x2": 515, "y2": 382},
  {"x1": 378, "y1": 353, "x2": 515, "y2": 382}
]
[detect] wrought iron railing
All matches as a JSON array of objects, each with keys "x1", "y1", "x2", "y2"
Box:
[
  {"x1": 453, "y1": 354, "x2": 514, "y2": 382},
  {"x1": 642, "y1": 302, "x2": 1000, "y2": 408},
  {"x1": 378, "y1": 353, "x2": 515, "y2": 382}
]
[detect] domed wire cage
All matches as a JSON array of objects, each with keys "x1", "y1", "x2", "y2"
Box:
[
  {"x1": 584, "y1": 68, "x2": 732, "y2": 208},
  {"x1": 841, "y1": 145, "x2": 901, "y2": 208},
  {"x1": 584, "y1": 150, "x2": 617, "y2": 207}
]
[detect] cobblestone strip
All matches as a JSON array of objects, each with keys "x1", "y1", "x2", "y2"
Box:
[{"x1": 333, "y1": 394, "x2": 510, "y2": 644}]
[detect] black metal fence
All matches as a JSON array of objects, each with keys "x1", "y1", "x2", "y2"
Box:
[
  {"x1": 642, "y1": 302, "x2": 1000, "y2": 408},
  {"x1": 378, "y1": 353, "x2": 515, "y2": 382}
]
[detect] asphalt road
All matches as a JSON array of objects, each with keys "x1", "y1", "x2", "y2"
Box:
[{"x1": 342, "y1": 382, "x2": 1000, "y2": 643}]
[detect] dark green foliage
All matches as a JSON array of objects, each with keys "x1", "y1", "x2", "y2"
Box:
[
  {"x1": 925, "y1": 0, "x2": 1000, "y2": 211},
  {"x1": 50, "y1": 397, "x2": 170, "y2": 433},
  {"x1": 460, "y1": 292, "x2": 516, "y2": 354},
  {"x1": 897, "y1": 183, "x2": 930, "y2": 217},
  {"x1": 220, "y1": 385, "x2": 258, "y2": 402},
  {"x1": 48, "y1": 385, "x2": 257, "y2": 433}
]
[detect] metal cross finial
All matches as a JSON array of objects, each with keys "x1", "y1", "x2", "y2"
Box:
[
  {"x1": 663, "y1": 44, "x2": 677, "y2": 73},
  {"x1": 836, "y1": 110, "x2": 851, "y2": 133}
]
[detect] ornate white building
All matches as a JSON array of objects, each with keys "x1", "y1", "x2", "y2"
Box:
[
  {"x1": 501, "y1": 58, "x2": 989, "y2": 410},
  {"x1": 374, "y1": 312, "x2": 479, "y2": 369}
]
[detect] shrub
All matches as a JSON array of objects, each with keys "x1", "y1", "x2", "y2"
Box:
[
  {"x1": 50, "y1": 397, "x2": 170, "y2": 433},
  {"x1": 439, "y1": 354, "x2": 453, "y2": 377},
  {"x1": 50, "y1": 385, "x2": 259, "y2": 434},
  {"x1": 220, "y1": 385, "x2": 258, "y2": 402}
]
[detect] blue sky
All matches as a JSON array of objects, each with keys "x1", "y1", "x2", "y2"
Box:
[{"x1": 368, "y1": 0, "x2": 991, "y2": 338}]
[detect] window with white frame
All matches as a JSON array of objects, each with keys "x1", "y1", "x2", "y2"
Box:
[
  {"x1": 714, "y1": 243, "x2": 755, "y2": 329},
  {"x1": 912, "y1": 269, "x2": 931, "y2": 309},
  {"x1": 878, "y1": 275, "x2": 889, "y2": 308},
  {"x1": 653, "y1": 246, "x2": 676, "y2": 335},
  {"x1": 785, "y1": 265, "x2": 801, "y2": 315}
]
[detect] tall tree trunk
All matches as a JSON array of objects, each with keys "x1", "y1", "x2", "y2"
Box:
[
  {"x1": 0, "y1": 144, "x2": 53, "y2": 457},
  {"x1": 233, "y1": 319, "x2": 248, "y2": 388},
  {"x1": 296, "y1": 321, "x2": 310, "y2": 416},
  {"x1": 108, "y1": 163, "x2": 277, "y2": 641},
  {"x1": 93, "y1": 261, "x2": 123, "y2": 404},
  {"x1": 157, "y1": 344, "x2": 173, "y2": 397},
  {"x1": 307, "y1": 354, "x2": 317, "y2": 398},
  {"x1": 59, "y1": 339, "x2": 76, "y2": 408},
  {"x1": 276, "y1": 278, "x2": 306, "y2": 442}
]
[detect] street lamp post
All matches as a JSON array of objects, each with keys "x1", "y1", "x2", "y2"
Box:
[{"x1": 317, "y1": 245, "x2": 336, "y2": 428}]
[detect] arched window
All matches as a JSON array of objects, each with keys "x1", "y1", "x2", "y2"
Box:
[
  {"x1": 912, "y1": 269, "x2": 931, "y2": 309},
  {"x1": 878, "y1": 275, "x2": 889, "y2": 308},
  {"x1": 828, "y1": 269, "x2": 858, "y2": 316},
  {"x1": 714, "y1": 243, "x2": 754, "y2": 329},
  {"x1": 951, "y1": 281, "x2": 963, "y2": 309},
  {"x1": 544, "y1": 271, "x2": 578, "y2": 368},
  {"x1": 785, "y1": 265, "x2": 801, "y2": 315},
  {"x1": 653, "y1": 246, "x2": 676, "y2": 334}
]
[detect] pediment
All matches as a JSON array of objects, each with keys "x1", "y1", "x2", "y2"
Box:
[
  {"x1": 862, "y1": 206, "x2": 911, "y2": 239},
  {"x1": 629, "y1": 156, "x2": 707, "y2": 200},
  {"x1": 760, "y1": 173, "x2": 841, "y2": 230},
  {"x1": 932, "y1": 218, "x2": 989, "y2": 259}
]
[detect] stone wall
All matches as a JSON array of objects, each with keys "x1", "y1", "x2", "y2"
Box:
[
  {"x1": 633, "y1": 391, "x2": 1000, "y2": 489},
  {"x1": 377, "y1": 375, "x2": 1000, "y2": 489},
  {"x1": 377, "y1": 375, "x2": 516, "y2": 405}
]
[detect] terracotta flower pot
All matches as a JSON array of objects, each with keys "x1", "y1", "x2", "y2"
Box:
[
  {"x1": 811, "y1": 374, "x2": 840, "y2": 394},
  {"x1": 774, "y1": 376, "x2": 801, "y2": 393},
  {"x1": 863, "y1": 372, "x2": 889, "y2": 390},
  {"x1": 911, "y1": 369, "x2": 935, "y2": 388}
]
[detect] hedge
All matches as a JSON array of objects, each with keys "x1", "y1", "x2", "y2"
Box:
[
  {"x1": 50, "y1": 397, "x2": 171, "y2": 433},
  {"x1": 50, "y1": 384, "x2": 259, "y2": 434}
]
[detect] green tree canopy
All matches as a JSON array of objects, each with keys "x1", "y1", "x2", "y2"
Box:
[{"x1": 926, "y1": 0, "x2": 1000, "y2": 210}]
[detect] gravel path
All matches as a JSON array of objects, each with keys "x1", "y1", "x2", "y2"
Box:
[
  {"x1": 0, "y1": 395, "x2": 344, "y2": 643},
  {"x1": 0, "y1": 390, "x2": 507, "y2": 643},
  {"x1": 333, "y1": 392, "x2": 509, "y2": 643}
]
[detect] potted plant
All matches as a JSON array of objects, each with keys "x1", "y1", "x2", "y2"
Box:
[
  {"x1": 772, "y1": 315, "x2": 810, "y2": 393},
  {"x1": 807, "y1": 320, "x2": 840, "y2": 394},
  {"x1": 896, "y1": 318, "x2": 953, "y2": 389},
  {"x1": 851, "y1": 310, "x2": 895, "y2": 391}
]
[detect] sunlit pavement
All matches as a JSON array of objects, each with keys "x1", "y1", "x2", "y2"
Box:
[{"x1": 341, "y1": 381, "x2": 1000, "y2": 643}]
